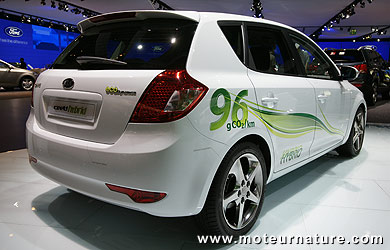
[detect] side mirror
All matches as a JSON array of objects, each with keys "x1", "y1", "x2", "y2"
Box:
[{"x1": 340, "y1": 66, "x2": 358, "y2": 82}]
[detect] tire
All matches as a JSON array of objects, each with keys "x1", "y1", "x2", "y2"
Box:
[
  {"x1": 19, "y1": 77, "x2": 34, "y2": 91},
  {"x1": 196, "y1": 142, "x2": 267, "y2": 237},
  {"x1": 336, "y1": 108, "x2": 365, "y2": 157}
]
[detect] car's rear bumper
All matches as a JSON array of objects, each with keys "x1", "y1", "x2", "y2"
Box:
[{"x1": 26, "y1": 109, "x2": 223, "y2": 217}]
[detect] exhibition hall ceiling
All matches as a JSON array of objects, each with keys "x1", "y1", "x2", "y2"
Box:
[{"x1": 1, "y1": 0, "x2": 389, "y2": 39}]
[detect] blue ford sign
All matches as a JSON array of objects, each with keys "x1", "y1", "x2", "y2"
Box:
[{"x1": 4, "y1": 27, "x2": 23, "y2": 38}]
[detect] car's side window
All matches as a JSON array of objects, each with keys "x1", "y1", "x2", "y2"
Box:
[
  {"x1": 289, "y1": 35, "x2": 338, "y2": 80},
  {"x1": 246, "y1": 26, "x2": 297, "y2": 75},
  {"x1": 0, "y1": 62, "x2": 7, "y2": 69},
  {"x1": 219, "y1": 24, "x2": 244, "y2": 63}
]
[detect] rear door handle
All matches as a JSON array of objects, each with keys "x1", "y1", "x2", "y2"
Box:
[
  {"x1": 261, "y1": 97, "x2": 279, "y2": 108},
  {"x1": 317, "y1": 90, "x2": 332, "y2": 104},
  {"x1": 317, "y1": 94, "x2": 328, "y2": 103},
  {"x1": 261, "y1": 97, "x2": 279, "y2": 103}
]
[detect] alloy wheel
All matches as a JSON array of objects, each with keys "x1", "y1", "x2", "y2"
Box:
[
  {"x1": 21, "y1": 78, "x2": 34, "y2": 91},
  {"x1": 372, "y1": 82, "x2": 377, "y2": 104},
  {"x1": 353, "y1": 111, "x2": 365, "y2": 152},
  {"x1": 222, "y1": 153, "x2": 263, "y2": 230}
]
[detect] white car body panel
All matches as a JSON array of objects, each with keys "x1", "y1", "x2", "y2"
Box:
[
  {"x1": 308, "y1": 77, "x2": 351, "y2": 156},
  {"x1": 247, "y1": 70, "x2": 317, "y2": 173},
  {"x1": 26, "y1": 11, "x2": 366, "y2": 217}
]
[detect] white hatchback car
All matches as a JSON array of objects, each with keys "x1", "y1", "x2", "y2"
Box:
[{"x1": 27, "y1": 11, "x2": 366, "y2": 236}]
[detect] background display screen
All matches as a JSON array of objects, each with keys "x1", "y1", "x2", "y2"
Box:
[{"x1": 0, "y1": 19, "x2": 78, "y2": 69}]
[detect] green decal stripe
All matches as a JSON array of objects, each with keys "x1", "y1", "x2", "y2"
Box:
[
  {"x1": 230, "y1": 98, "x2": 315, "y2": 138},
  {"x1": 213, "y1": 89, "x2": 343, "y2": 138},
  {"x1": 246, "y1": 102, "x2": 343, "y2": 136},
  {"x1": 248, "y1": 107, "x2": 311, "y2": 138},
  {"x1": 250, "y1": 106, "x2": 317, "y2": 136},
  {"x1": 318, "y1": 104, "x2": 344, "y2": 134}
]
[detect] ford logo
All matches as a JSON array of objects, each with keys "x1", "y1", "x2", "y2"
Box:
[
  {"x1": 4, "y1": 27, "x2": 23, "y2": 38},
  {"x1": 62, "y1": 78, "x2": 75, "y2": 90}
]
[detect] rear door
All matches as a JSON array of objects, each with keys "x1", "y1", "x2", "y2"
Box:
[
  {"x1": 244, "y1": 23, "x2": 316, "y2": 172},
  {"x1": 288, "y1": 33, "x2": 349, "y2": 155}
]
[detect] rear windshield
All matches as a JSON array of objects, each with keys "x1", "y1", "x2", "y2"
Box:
[
  {"x1": 52, "y1": 19, "x2": 197, "y2": 70},
  {"x1": 325, "y1": 50, "x2": 364, "y2": 63}
]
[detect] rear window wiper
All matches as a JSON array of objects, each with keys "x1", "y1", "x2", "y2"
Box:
[{"x1": 76, "y1": 56, "x2": 127, "y2": 66}]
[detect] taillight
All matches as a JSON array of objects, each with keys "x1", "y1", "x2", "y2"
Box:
[
  {"x1": 130, "y1": 70, "x2": 208, "y2": 123},
  {"x1": 351, "y1": 83, "x2": 363, "y2": 88},
  {"x1": 353, "y1": 64, "x2": 368, "y2": 73},
  {"x1": 106, "y1": 183, "x2": 166, "y2": 203}
]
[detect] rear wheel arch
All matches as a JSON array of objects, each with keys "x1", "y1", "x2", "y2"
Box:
[{"x1": 233, "y1": 134, "x2": 272, "y2": 181}]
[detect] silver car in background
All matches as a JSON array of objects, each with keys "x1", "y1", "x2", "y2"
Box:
[{"x1": 0, "y1": 59, "x2": 36, "y2": 91}]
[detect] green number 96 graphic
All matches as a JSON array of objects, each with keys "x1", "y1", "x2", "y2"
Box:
[{"x1": 210, "y1": 88, "x2": 249, "y2": 131}]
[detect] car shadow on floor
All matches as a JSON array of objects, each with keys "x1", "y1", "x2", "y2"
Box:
[{"x1": 30, "y1": 150, "x2": 368, "y2": 250}]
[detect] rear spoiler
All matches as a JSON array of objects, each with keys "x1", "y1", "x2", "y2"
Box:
[{"x1": 77, "y1": 10, "x2": 200, "y2": 33}]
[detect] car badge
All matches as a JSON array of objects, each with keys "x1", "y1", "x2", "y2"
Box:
[
  {"x1": 5, "y1": 27, "x2": 23, "y2": 38},
  {"x1": 105, "y1": 86, "x2": 136, "y2": 96},
  {"x1": 62, "y1": 78, "x2": 74, "y2": 90}
]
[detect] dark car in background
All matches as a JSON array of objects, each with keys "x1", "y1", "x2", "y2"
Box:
[
  {"x1": 0, "y1": 59, "x2": 36, "y2": 91},
  {"x1": 325, "y1": 46, "x2": 390, "y2": 106}
]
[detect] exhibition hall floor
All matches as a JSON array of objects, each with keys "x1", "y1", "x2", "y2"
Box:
[{"x1": 0, "y1": 126, "x2": 389, "y2": 250}]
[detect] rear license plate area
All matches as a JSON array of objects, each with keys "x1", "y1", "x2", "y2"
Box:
[{"x1": 47, "y1": 98, "x2": 97, "y2": 122}]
